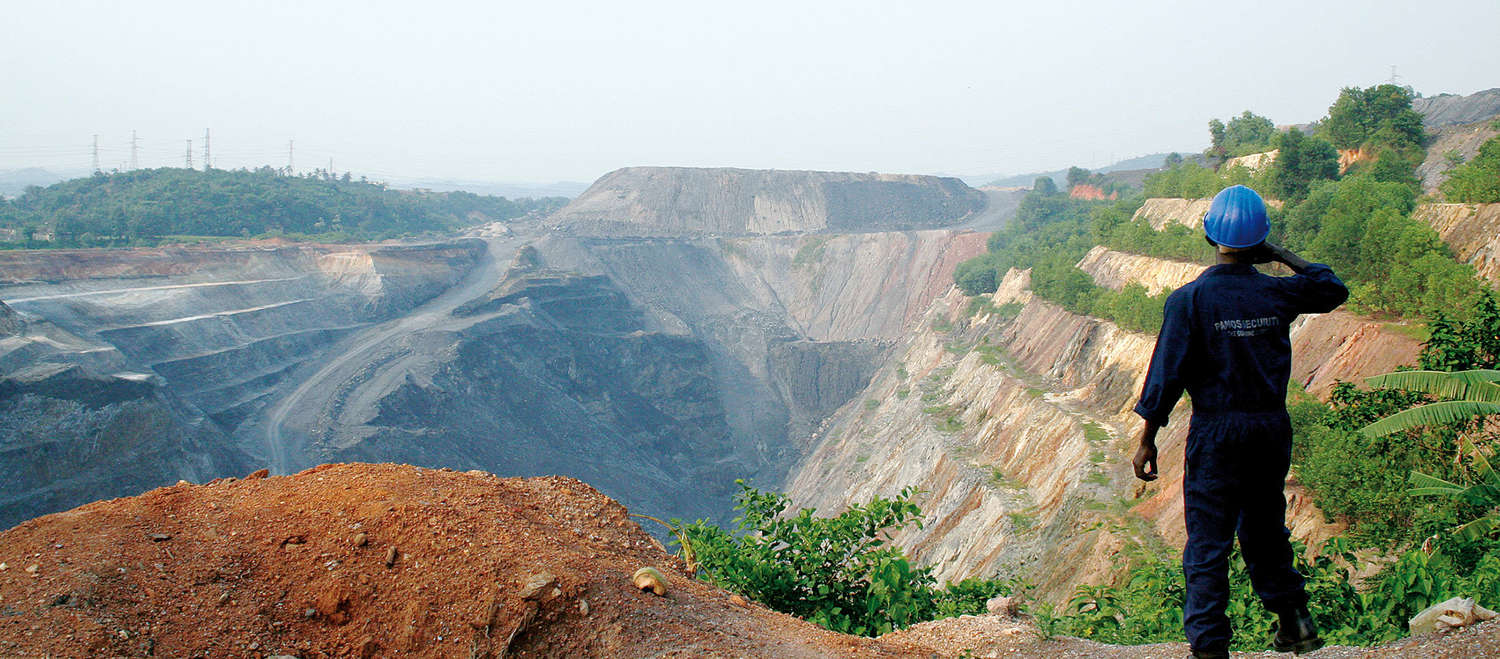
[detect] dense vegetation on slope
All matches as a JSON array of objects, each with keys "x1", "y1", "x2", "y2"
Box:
[
  {"x1": 0, "y1": 167, "x2": 566, "y2": 248},
  {"x1": 1441, "y1": 133, "x2": 1500, "y2": 203},
  {"x1": 678, "y1": 483, "x2": 1008, "y2": 637},
  {"x1": 958, "y1": 83, "x2": 1486, "y2": 322}
]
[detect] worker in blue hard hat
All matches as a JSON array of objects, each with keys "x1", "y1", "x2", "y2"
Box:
[{"x1": 1131, "y1": 184, "x2": 1348, "y2": 658}]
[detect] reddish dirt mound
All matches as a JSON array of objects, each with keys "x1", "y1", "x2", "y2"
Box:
[
  {"x1": 4, "y1": 463, "x2": 1496, "y2": 658},
  {"x1": 0, "y1": 463, "x2": 912, "y2": 658}
]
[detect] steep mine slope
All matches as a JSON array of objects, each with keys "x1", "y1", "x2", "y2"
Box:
[
  {"x1": 1413, "y1": 203, "x2": 1500, "y2": 284},
  {"x1": 550, "y1": 167, "x2": 987, "y2": 236},
  {"x1": 3, "y1": 463, "x2": 1492, "y2": 658}
]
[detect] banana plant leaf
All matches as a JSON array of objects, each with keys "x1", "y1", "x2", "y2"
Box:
[
  {"x1": 1365, "y1": 369, "x2": 1500, "y2": 402},
  {"x1": 1360, "y1": 401, "x2": 1500, "y2": 437}
]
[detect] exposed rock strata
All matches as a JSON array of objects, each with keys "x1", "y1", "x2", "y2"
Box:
[
  {"x1": 1075, "y1": 246, "x2": 1204, "y2": 294},
  {"x1": 551, "y1": 167, "x2": 986, "y2": 236},
  {"x1": 1414, "y1": 203, "x2": 1500, "y2": 283}
]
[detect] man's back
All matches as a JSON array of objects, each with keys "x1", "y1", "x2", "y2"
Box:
[{"x1": 1134, "y1": 262, "x2": 1347, "y2": 426}]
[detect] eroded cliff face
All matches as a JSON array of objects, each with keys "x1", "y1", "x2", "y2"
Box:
[
  {"x1": 550, "y1": 167, "x2": 986, "y2": 236},
  {"x1": 1075, "y1": 246, "x2": 1203, "y2": 294},
  {"x1": 1133, "y1": 198, "x2": 1213, "y2": 231},
  {"x1": 1414, "y1": 203, "x2": 1500, "y2": 284}
]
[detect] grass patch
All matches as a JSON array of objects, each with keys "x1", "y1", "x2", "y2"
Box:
[
  {"x1": 1089, "y1": 450, "x2": 1107, "y2": 464},
  {"x1": 895, "y1": 387, "x2": 910, "y2": 399},
  {"x1": 1008, "y1": 512, "x2": 1036, "y2": 531},
  {"x1": 945, "y1": 341, "x2": 971, "y2": 355},
  {"x1": 1382, "y1": 321, "x2": 1429, "y2": 343},
  {"x1": 792, "y1": 236, "x2": 829, "y2": 268},
  {"x1": 990, "y1": 468, "x2": 1024, "y2": 490},
  {"x1": 993, "y1": 301, "x2": 1023, "y2": 321},
  {"x1": 864, "y1": 399, "x2": 880, "y2": 410},
  {"x1": 931, "y1": 316, "x2": 954, "y2": 333},
  {"x1": 1082, "y1": 422, "x2": 1110, "y2": 445},
  {"x1": 896, "y1": 363, "x2": 909, "y2": 380},
  {"x1": 1084, "y1": 470, "x2": 1111, "y2": 486}
]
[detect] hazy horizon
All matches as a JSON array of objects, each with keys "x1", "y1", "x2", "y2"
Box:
[{"x1": 4, "y1": 0, "x2": 1498, "y2": 185}]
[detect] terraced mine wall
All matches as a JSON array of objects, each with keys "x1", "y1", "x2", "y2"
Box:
[{"x1": 0, "y1": 241, "x2": 485, "y2": 527}]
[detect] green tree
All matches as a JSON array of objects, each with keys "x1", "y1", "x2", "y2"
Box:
[
  {"x1": 1222, "y1": 110, "x2": 1277, "y2": 156},
  {"x1": 1268, "y1": 129, "x2": 1339, "y2": 201},
  {"x1": 1321, "y1": 85, "x2": 1425, "y2": 154}
]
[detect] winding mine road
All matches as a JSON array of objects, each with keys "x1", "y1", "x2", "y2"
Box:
[{"x1": 258, "y1": 234, "x2": 520, "y2": 473}]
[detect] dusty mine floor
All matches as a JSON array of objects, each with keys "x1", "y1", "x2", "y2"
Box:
[{"x1": 0, "y1": 463, "x2": 1494, "y2": 658}]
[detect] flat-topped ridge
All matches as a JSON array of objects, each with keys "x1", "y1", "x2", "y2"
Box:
[{"x1": 551, "y1": 166, "x2": 987, "y2": 236}]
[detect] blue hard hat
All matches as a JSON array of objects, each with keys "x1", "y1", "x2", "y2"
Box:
[{"x1": 1203, "y1": 185, "x2": 1270, "y2": 249}]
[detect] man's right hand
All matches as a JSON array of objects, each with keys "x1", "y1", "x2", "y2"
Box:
[
  {"x1": 1132, "y1": 421, "x2": 1160, "y2": 481},
  {"x1": 1132, "y1": 442, "x2": 1158, "y2": 481},
  {"x1": 1260, "y1": 241, "x2": 1313, "y2": 272}
]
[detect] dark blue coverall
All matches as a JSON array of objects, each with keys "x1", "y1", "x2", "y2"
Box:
[{"x1": 1134, "y1": 261, "x2": 1348, "y2": 651}]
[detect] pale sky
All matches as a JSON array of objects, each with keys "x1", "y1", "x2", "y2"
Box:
[{"x1": 3, "y1": 0, "x2": 1498, "y2": 185}]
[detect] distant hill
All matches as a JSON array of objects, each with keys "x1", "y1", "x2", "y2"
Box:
[
  {"x1": 0, "y1": 168, "x2": 566, "y2": 248},
  {"x1": 983, "y1": 152, "x2": 1208, "y2": 189},
  {"x1": 1413, "y1": 88, "x2": 1500, "y2": 127},
  {"x1": 381, "y1": 176, "x2": 591, "y2": 199},
  {"x1": 551, "y1": 166, "x2": 987, "y2": 236},
  {"x1": 0, "y1": 168, "x2": 86, "y2": 199}
]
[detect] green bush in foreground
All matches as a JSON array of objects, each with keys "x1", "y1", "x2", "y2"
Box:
[{"x1": 677, "y1": 482, "x2": 1009, "y2": 636}]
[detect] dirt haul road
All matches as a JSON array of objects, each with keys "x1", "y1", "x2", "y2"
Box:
[{"x1": 256, "y1": 235, "x2": 521, "y2": 473}]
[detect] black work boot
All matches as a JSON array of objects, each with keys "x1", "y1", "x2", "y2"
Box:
[
  {"x1": 1272, "y1": 606, "x2": 1324, "y2": 654},
  {"x1": 1189, "y1": 647, "x2": 1230, "y2": 659}
]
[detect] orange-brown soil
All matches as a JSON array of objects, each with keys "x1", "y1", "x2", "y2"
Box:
[{"x1": 0, "y1": 463, "x2": 909, "y2": 658}]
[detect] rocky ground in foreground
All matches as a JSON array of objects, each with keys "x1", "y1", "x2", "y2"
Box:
[{"x1": 0, "y1": 463, "x2": 1494, "y2": 658}]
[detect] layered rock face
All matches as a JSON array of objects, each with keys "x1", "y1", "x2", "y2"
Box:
[
  {"x1": 1075, "y1": 246, "x2": 1203, "y2": 294},
  {"x1": 1414, "y1": 203, "x2": 1500, "y2": 284},
  {"x1": 551, "y1": 167, "x2": 986, "y2": 236}
]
